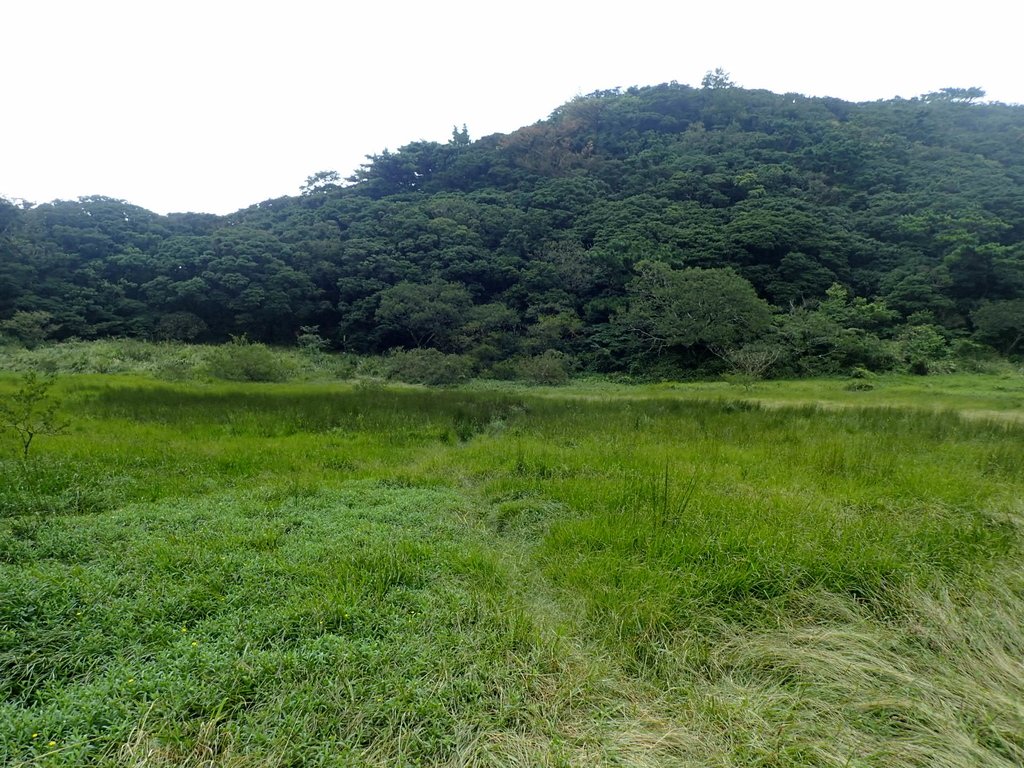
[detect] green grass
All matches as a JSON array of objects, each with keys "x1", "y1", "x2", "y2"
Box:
[{"x1": 1, "y1": 371, "x2": 1022, "y2": 766}]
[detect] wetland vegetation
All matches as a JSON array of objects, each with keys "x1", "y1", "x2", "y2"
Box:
[{"x1": 1, "y1": 351, "x2": 1021, "y2": 766}]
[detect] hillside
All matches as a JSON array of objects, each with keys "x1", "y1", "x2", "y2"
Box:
[{"x1": 2, "y1": 81, "x2": 1023, "y2": 376}]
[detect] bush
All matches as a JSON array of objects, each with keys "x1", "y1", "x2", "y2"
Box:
[
  {"x1": 383, "y1": 348, "x2": 475, "y2": 386},
  {"x1": 202, "y1": 338, "x2": 293, "y2": 382},
  {"x1": 513, "y1": 350, "x2": 572, "y2": 385},
  {"x1": 0, "y1": 310, "x2": 57, "y2": 349},
  {"x1": 154, "y1": 312, "x2": 208, "y2": 342},
  {"x1": 897, "y1": 324, "x2": 950, "y2": 375},
  {"x1": 848, "y1": 366, "x2": 876, "y2": 380}
]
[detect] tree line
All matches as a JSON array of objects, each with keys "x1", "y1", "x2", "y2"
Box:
[{"x1": 2, "y1": 80, "x2": 1022, "y2": 378}]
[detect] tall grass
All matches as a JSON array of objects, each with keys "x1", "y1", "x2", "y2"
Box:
[{"x1": 0, "y1": 373, "x2": 1021, "y2": 766}]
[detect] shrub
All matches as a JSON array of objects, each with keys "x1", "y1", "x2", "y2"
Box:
[
  {"x1": 848, "y1": 366, "x2": 876, "y2": 379},
  {"x1": 383, "y1": 348, "x2": 475, "y2": 386},
  {"x1": 0, "y1": 371, "x2": 68, "y2": 458},
  {"x1": 514, "y1": 350, "x2": 572, "y2": 385},
  {"x1": 897, "y1": 324, "x2": 950, "y2": 375},
  {"x1": 154, "y1": 312, "x2": 208, "y2": 342},
  {"x1": 202, "y1": 338, "x2": 292, "y2": 382},
  {"x1": 718, "y1": 341, "x2": 785, "y2": 380},
  {"x1": 0, "y1": 310, "x2": 58, "y2": 349},
  {"x1": 296, "y1": 325, "x2": 330, "y2": 354}
]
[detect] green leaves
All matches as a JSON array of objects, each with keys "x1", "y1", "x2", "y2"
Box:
[
  {"x1": 620, "y1": 260, "x2": 773, "y2": 354},
  {"x1": 0, "y1": 372, "x2": 68, "y2": 459}
]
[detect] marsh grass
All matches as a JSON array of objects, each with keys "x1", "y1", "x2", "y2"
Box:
[{"x1": 0, "y1": 371, "x2": 1022, "y2": 766}]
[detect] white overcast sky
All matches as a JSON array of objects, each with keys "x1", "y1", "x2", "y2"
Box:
[{"x1": 3, "y1": 0, "x2": 1021, "y2": 215}]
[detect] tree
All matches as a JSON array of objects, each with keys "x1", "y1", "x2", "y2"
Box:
[
  {"x1": 300, "y1": 170, "x2": 342, "y2": 196},
  {"x1": 0, "y1": 372, "x2": 69, "y2": 459},
  {"x1": 621, "y1": 260, "x2": 773, "y2": 355},
  {"x1": 718, "y1": 341, "x2": 784, "y2": 379},
  {"x1": 374, "y1": 280, "x2": 473, "y2": 350},
  {"x1": 0, "y1": 310, "x2": 58, "y2": 348},
  {"x1": 920, "y1": 87, "x2": 986, "y2": 104},
  {"x1": 154, "y1": 311, "x2": 207, "y2": 341},
  {"x1": 449, "y1": 124, "x2": 471, "y2": 148},
  {"x1": 896, "y1": 324, "x2": 949, "y2": 374},
  {"x1": 972, "y1": 299, "x2": 1024, "y2": 355},
  {"x1": 776, "y1": 285, "x2": 897, "y2": 374},
  {"x1": 701, "y1": 68, "x2": 735, "y2": 89}
]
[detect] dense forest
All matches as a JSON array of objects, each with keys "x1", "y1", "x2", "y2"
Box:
[{"x1": 2, "y1": 78, "x2": 1023, "y2": 378}]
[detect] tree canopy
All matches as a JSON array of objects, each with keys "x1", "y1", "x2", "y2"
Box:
[{"x1": 2, "y1": 80, "x2": 1023, "y2": 376}]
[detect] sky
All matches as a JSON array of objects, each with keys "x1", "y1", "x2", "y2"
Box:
[{"x1": 3, "y1": 0, "x2": 1022, "y2": 215}]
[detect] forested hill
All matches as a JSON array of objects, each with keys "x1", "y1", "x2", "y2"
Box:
[{"x1": 2, "y1": 81, "x2": 1023, "y2": 376}]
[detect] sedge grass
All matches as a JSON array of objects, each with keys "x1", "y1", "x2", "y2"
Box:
[{"x1": 0, "y1": 372, "x2": 1021, "y2": 766}]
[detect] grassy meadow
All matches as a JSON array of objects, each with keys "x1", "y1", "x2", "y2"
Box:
[{"x1": 1, "y1": 351, "x2": 1023, "y2": 766}]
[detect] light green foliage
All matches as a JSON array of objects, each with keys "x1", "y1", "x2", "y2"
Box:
[
  {"x1": 0, "y1": 311, "x2": 57, "y2": 349},
  {"x1": 521, "y1": 311, "x2": 584, "y2": 355},
  {"x1": 295, "y1": 324, "x2": 330, "y2": 354},
  {"x1": 897, "y1": 323, "x2": 950, "y2": 374},
  {"x1": 0, "y1": 371, "x2": 68, "y2": 458},
  {"x1": 513, "y1": 350, "x2": 572, "y2": 385},
  {"x1": 0, "y1": 371, "x2": 1022, "y2": 766},
  {"x1": 202, "y1": 337, "x2": 293, "y2": 382},
  {"x1": 383, "y1": 348, "x2": 475, "y2": 386}
]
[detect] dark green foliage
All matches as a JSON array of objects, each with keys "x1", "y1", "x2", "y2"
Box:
[
  {"x1": 972, "y1": 299, "x2": 1024, "y2": 355},
  {"x1": 3, "y1": 82, "x2": 1024, "y2": 375},
  {"x1": 619, "y1": 260, "x2": 773, "y2": 355}
]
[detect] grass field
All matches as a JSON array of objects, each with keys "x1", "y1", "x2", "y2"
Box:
[{"x1": 1, "y1": 369, "x2": 1023, "y2": 766}]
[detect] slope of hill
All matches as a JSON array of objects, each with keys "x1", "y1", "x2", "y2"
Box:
[{"x1": 2, "y1": 82, "x2": 1022, "y2": 376}]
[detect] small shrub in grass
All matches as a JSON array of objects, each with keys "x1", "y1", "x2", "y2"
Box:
[
  {"x1": 326, "y1": 353, "x2": 360, "y2": 379},
  {"x1": 849, "y1": 366, "x2": 876, "y2": 379},
  {"x1": 0, "y1": 371, "x2": 68, "y2": 458},
  {"x1": 514, "y1": 350, "x2": 572, "y2": 385},
  {"x1": 722, "y1": 372, "x2": 758, "y2": 391},
  {"x1": 951, "y1": 339, "x2": 1010, "y2": 373},
  {"x1": 153, "y1": 354, "x2": 198, "y2": 381},
  {"x1": 295, "y1": 324, "x2": 330, "y2": 354},
  {"x1": 354, "y1": 355, "x2": 388, "y2": 380},
  {"x1": 202, "y1": 337, "x2": 293, "y2": 382},
  {"x1": 383, "y1": 348, "x2": 475, "y2": 386}
]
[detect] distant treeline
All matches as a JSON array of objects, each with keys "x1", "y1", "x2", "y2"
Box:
[{"x1": 2, "y1": 81, "x2": 1022, "y2": 378}]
